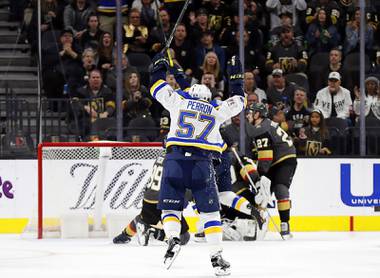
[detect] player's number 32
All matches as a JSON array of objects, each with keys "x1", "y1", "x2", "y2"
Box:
[{"x1": 175, "y1": 110, "x2": 215, "y2": 141}]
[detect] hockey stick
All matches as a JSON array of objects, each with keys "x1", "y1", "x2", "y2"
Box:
[
  {"x1": 230, "y1": 147, "x2": 285, "y2": 240},
  {"x1": 160, "y1": 0, "x2": 191, "y2": 66}
]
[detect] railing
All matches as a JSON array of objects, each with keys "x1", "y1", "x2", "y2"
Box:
[{"x1": 0, "y1": 97, "x2": 379, "y2": 158}]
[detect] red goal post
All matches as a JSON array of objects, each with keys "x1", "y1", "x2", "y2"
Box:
[{"x1": 36, "y1": 142, "x2": 163, "y2": 239}]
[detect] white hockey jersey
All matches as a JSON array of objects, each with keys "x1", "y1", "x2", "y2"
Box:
[{"x1": 150, "y1": 79, "x2": 246, "y2": 153}]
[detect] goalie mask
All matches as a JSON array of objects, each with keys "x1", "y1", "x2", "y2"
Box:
[{"x1": 188, "y1": 84, "x2": 212, "y2": 102}]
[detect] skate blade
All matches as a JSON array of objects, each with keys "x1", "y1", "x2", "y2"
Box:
[
  {"x1": 164, "y1": 244, "x2": 181, "y2": 270},
  {"x1": 281, "y1": 233, "x2": 293, "y2": 240}
]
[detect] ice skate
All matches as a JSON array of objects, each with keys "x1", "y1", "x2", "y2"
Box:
[
  {"x1": 163, "y1": 237, "x2": 181, "y2": 269},
  {"x1": 280, "y1": 222, "x2": 293, "y2": 240},
  {"x1": 136, "y1": 221, "x2": 150, "y2": 246},
  {"x1": 112, "y1": 230, "x2": 131, "y2": 244},
  {"x1": 211, "y1": 251, "x2": 231, "y2": 276},
  {"x1": 194, "y1": 231, "x2": 206, "y2": 242}
]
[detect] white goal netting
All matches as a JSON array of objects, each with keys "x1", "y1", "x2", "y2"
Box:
[{"x1": 26, "y1": 142, "x2": 163, "y2": 239}]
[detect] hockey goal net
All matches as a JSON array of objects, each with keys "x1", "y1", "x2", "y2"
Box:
[{"x1": 30, "y1": 142, "x2": 163, "y2": 239}]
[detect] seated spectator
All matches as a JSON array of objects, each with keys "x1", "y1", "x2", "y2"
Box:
[
  {"x1": 305, "y1": 8, "x2": 340, "y2": 56},
  {"x1": 81, "y1": 14, "x2": 104, "y2": 50},
  {"x1": 294, "y1": 109, "x2": 332, "y2": 156},
  {"x1": 344, "y1": 8, "x2": 374, "y2": 56},
  {"x1": 244, "y1": 71, "x2": 266, "y2": 103},
  {"x1": 76, "y1": 48, "x2": 97, "y2": 90},
  {"x1": 63, "y1": 0, "x2": 94, "y2": 41},
  {"x1": 199, "y1": 72, "x2": 218, "y2": 96},
  {"x1": 154, "y1": 110, "x2": 170, "y2": 143},
  {"x1": 193, "y1": 31, "x2": 226, "y2": 75},
  {"x1": 42, "y1": 28, "x2": 82, "y2": 99},
  {"x1": 104, "y1": 53, "x2": 138, "y2": 91},
  {"x1": 124, "y1": 72, "x2": 149, "y2": 101},
  {"x1": 353, "y1": 76, "x2": 380, "y2": 121},
  {"x1": 148, "y1": 9, "x2": 173, "y2": 54},
  {"x1": 193, "y1": 51, "x2": 225, "y2": 92},
  {"x1": 122, "y1": 8, "x2": 149, "y2": 54},
  {"x1": 73, "y1": 69, "x2": 115, "y2": 138},
  {"x1": 123, "y1": 90, "x2": 153, "y2": 123},
  {"x1": 132, "y1": 0, "x2": 158, "y2": 30},
  {"x1": 266, "y1": 69, "x2": 297, "y2": 111},
  {"x1": 266, "y1": 25, "x2": 308, "y2": 75},
  {"x1": 97, "y1": 32, "x2": 114, "y2": 74},
  {"x1": 247, "y1": 92, "x2": 259, "y2": 107},
  {"x1": 305, "y1": 0, "x2": 341, "y2": 27},
  {"x1": 286, "y1": 87, "x2": 311, "y2": 137},
  {"x1": 170, "y1": 23, "x2": 195, "y2": 77},
  {"x1": 313, "y1": 71, "x2": 352, "y2": 121}
]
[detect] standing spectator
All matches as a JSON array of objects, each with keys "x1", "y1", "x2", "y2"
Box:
[
  {"x1": 97, "y1": 0, "x2": 129, "y2": 36},
  {"x1": 148, "y1": 9, "x2": 173, "y2": 54},
  {"x1": 63, "y1": 0, "x2": 95, "y2": 41},
  {"x1": 286, "y1": 87, "x2": 311, "y2": 136},
  {"x1": 269, "y1": 12, "x2": 304, "y2": 48},
  {"x1": 132, "y1": 0, "x2": 158, "y2": 30},
  {"x1": 244, "y1": 71, "x2": 267, "y2": 103},
  {"x1": 170, "y1": 24, "x2": 195, "y2": 77},
  {"x1": 81, "y1": 14, "x2": 104, "y2": 50},
  {"x1": 202, "y1": 0, "x2": 232, "y2": 41},
  {"x1": 188, "y1": 8, "x2": 209, "y2": 43},
  {"x1": 42, "y1": 28, "x2": 82, "y2": 99},
  {"x1": 265, "y1": 25, "x2": 308, "y2": 74},
  {"x1": 305, "y1": 0, "x2": 342, "y2": 27},
  {"x1": 97, "y1": 32, "x2": 114, "y2": 73},
  {"x1": 194, "y1": 31, "x2": 225, "y2": 74},
  {"x1": 294, "y1": 109, "x2": 331, "y2": 156},
  {"x1": 353, "y1": 76, "x2": 380, "y2": 121},
  {"x1": 305, "y1": 8, "x2": 341, "y2": 56},
  {"x1": 122, "y1": 8, "x2": 149, "y2": 54},
  {"x1": 313, "y1": 72, "x2": 352, "y2": 120},
  {"x1": 266, "y1": 0, "x2": 307, "y2": 31},
  {"x1": 344, "y1": 8, "x2": 375, "y2": 56},
  {"x1": 266, "y1": 69, "x2": 297, "y2": 110}
]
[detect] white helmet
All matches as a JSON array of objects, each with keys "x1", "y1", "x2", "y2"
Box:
[{"x1": 188, "y1": 84, "x2": 212, "y2": 101}]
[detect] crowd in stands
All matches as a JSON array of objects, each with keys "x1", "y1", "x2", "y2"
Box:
[{"x1": 9, "y1": 0, "x2": 380, "y2": 156}]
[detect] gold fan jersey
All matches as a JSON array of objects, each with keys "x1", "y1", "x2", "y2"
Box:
[{"x1": 150, "y1": 79, "x2": 245, "y2": 153}]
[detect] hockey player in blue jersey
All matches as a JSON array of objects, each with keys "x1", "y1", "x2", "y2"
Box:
[{"x1": 149, "y1": 54, "x2": 245, "y2": 276}]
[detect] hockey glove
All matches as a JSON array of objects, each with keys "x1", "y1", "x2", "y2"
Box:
[
  {"x1": 227, "y1": 56, "x2": 244, "y2": 96},
  {"x1": 151, "y1": 53, "x2": 169, "y2": 74},
  {"x1": 169, "y1": 63, "x2": 190, "y2": 90},
  {"x1": 254, "y1": 176, "x2": 273, "y2": 208}
]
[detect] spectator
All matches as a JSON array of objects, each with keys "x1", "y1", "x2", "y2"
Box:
[
  {"x1": 244, "y1": 71, "x2": 266, "y2": 103},
  {"x1": 149, "y1": 9, "x2": 173, "y2": 54},
  {"x1": 286, "y1": 87, "x2": 311, "y2": 136},
  {"x1": 266, "y1": 69, "x2": 297, "y2": 111},
  {"x1": 265, "y1": 25, "x2": 308, "y2": 74},
  {"x1": 122, "y1": 8, "x2": 149, "y2": 54},
  {"x1": 200, "y1": 72, "x2": 217, "y2": 95},
  {"x1": 294, "y1": 109, "x2": 332, "y2": 156},
  {"x1": 193, "y1": 51, "x2": 225, "y2": 92},
  {"x1": 266, "y1": 0, "x2": 307, "y2": 31},
  {"x1": 97, "y1": 0, "x2": 128, "y2": 36},
  {"x1": 194, "y1": 31, "x2": 226, "y2": 74},
  {"x1": 97, "y1": 32, "x2": 114, "y2": 73},
  {"x1": 154, "y1": 110, "x2": 170, "y2": 142},
  {"x1": 269, "y1": 106, "x2": 289, "y2": 132},
  {"x1": 63, "y1": 0, "x2": 94, "y2": 41},
  {"x1": 188, "y1": 8, "x2": 210, "y2": 44},
  {"x1": 305, "y1": 8, "x2": 340, "y2": 56},
  {"x1": 313, "y1": 71, "x2": 352, "y2": 120},
  {"x1": 247, "y1": 92, "x2": 259, "y2": 107},
  {"x1": 42, "y1": 28, "x2": 82, "y2": 99},
  {"x1": 74, "y1": 69, "x2": 116, "y2": 138},
  {"x1": 344, "y1": 8, "x2": 375, "y2": 56},
  {"x1": 75, "y1": 48, "x2": 97, "y2": 91},
  {"x1": 370, "y1": 51, "x2": 380, "y2": 75},
  {"x1": 305, "y1": 0, "x2": 342, "y2": 27},
  {"x1": 104, "y1": 52, "x2": 138, "y2": 91},
  {"x1": 353, "y1": 76, "x2": 380, "y2": 121},
  {"x1": 166, "y1": 73, "x2": 179, "y2": 90},
  {"x1": 81, "y1": 14, "x2": 104, "y2": 50},
  {"x1": 269, "y1": 12, "x2": 304, "y2": 48},
  {"x1": 132, "y1": 0, "x2": 158, "y2": 30},
  {"x1": 124, "y1": 72, "x2": 149, "y2": 101},
  {"x1": 202, "y1": 0, "x2": 231, "y2": 40},
  {"x1": 123, "y1": 90, "x2": 153, "y2": 123},
  {"x1": 170, "y1": 23, "x2": 195, "y2": 77}
]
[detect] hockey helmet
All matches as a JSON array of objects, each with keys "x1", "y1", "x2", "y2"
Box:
[
  {"x1": 247, "y1": 102, "x2": 268, "y2": 118},
  {"x1": 188, "y1": 84, "x2": 212, "y2": 101}
]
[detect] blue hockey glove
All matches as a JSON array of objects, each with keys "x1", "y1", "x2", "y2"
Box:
[
  {"x1": 151, "y1": 53, "x2": 169, "y2": 74},
  {"x1": 227, "y1": 56, "x2": 244, "y2": 96}
]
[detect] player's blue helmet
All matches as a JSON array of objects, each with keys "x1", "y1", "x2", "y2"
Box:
[
  {"x1": 247, "y1": 102, "x2": 268, "y2": 118},
  {"x1": 188, "y1": 84, "x2": 212, "y2": 101}
]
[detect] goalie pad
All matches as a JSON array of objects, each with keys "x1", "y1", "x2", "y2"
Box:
[
  {"x1": 222, "y1": 219, "x2": 257, "y2": 241},
  {"x1": 254, "y1": 176, "x2": 273, "y2": 208}
]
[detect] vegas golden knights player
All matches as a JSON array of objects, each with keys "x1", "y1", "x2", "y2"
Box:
[
  {"x1": 246, "y1": 103, "x2": 297, "y2": 239},
  {"x1": 113, "y1": 153, "x2": 190, "y2": 245}
]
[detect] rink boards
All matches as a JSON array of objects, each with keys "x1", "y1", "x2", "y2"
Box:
[{"x1": 0, "y1": 158, "x2": 379, "y2": 233}]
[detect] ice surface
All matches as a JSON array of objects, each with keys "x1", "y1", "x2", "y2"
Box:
[{"x1": 0, "y1": 232, "x2": 379, "y2": 278}]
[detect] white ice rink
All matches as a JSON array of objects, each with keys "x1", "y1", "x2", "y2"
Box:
[{"x1": 0, "y1": 232, "x2": 379, "y2": 278}]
